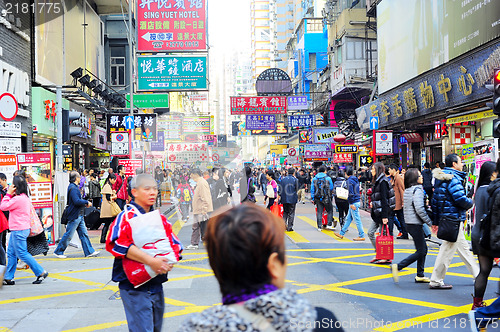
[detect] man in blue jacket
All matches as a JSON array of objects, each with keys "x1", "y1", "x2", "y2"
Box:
[
  {"x1": 279, "y1": 168, "x2": 299, "y2": 231},
  {"x1": 311, "y1": 166, "x2": 334, "y2": 231},
  {"x1": 429, "y1": 153, "x2": 478, "y2": 289},
  {"x1": 54, "y1": 171, "x2": 99, "y2": 259},
  {"x1": 334, "y1": 166, "x2": 365, "y2": 241}
]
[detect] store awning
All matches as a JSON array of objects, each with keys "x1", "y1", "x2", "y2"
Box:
[
  {"x1": 446, "y1": 109, "x2": 495, "y2": 125},
  {"x1": 402, "y1": 133, "x2": 423, "y2": 143}
]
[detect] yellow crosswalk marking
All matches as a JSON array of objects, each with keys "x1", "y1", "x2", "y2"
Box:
[
  {"x1": 298, "y1": 216, "x2": 352, "y2": 242},
  {"x1": 285, "y1": 230, "x2": 310, "y2": 243}
]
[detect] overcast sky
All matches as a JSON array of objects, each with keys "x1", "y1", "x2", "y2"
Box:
[{"x1": 208, "y1": 0, "x2": 251, "y2": 52}]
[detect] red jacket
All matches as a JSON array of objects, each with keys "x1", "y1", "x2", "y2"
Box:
[{"x1": 113, "y1": 175, "x2": 123, "y2": 193}]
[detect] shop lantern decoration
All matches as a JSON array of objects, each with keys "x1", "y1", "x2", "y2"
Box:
[{"x1": 333, "y1": 133, "x2": 346, "y2": 143}]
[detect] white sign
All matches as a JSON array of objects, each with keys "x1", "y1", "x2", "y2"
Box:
[
  {"x1": 375, "y1": 131, "x2": 393, "y2": 155},
  {"x1": 111, "y1": 132, "x2": 129, "y2": 156},
  {"x1": 0, "y1": 138, "x2": 21, "y2": 153},
  {"x1": 0, "y1": 121, "x2": 21, "y2": 137},
  {"x1": 132, "y1": 140, "x2": 142, "y2": 151},
  {"x1": 167, "y1": 143, "x2": 209, "y2": 163}
]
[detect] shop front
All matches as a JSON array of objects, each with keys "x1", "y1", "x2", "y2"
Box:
[{"x1": 67, "y1": 102, "x2": 95, "y2": 171}]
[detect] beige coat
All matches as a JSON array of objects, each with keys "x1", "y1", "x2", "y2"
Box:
[
  {"x1": 192, "y1": 177, "x2": 213, "y2": 215},
  {"x1": 100, "y1": 183, "x2": 117, "y2": 218},
  {"x1": 392, "y1": 173, "x2": 405, "y2": 211}
]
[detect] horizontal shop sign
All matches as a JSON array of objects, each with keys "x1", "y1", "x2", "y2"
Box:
[
  {"x1": 446, "y1": 110, "x2": 495, "y2": 125},
  {"x1": 0, "y1": 121, "x2": 21, "y2": 138},
  {"x1": 334, "y1": 144, "x2": 358, "y2": 154},
  {"x1": 126, "y1": 93, "x2": 169, "y2": 109}
]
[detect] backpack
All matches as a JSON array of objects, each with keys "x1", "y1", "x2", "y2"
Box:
[{"x1": 313, "y1": 176, "x2": 331, "y2": 204}]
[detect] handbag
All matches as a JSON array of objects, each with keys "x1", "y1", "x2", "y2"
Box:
[
  {"x1": 29, "y1": 204, "x2": 44, "y2": 237},
  {"x1": 27, "y1": 231, "x2": 49, "y2": 256},
  {"x1": 0, "y1": 210, "x2": 8, "y2": 233},
  {"x1": 336, "y1": 180, "x2": 349, "y2": 200},
  {"x1": 61, "y1": 206, "x2": 69, "y2": 225},
  {"x1": 437, "y1": 215, "x2": 461, "y2": 242},
  {"x1": 270, "y1": 203, "x2": 283, "y2": 218},
  {"x1": 110, "y1": 201, "x2": 122, "y2": 216},
  {"x1": 266, "y1": 182, "x2": 275, "y2": 199},
  {"x1": 198, "y1": 214, "x2": 209, "y2": 240},
  {"x1": 375, "y1": 224, "x2": 394, "y2": 260}
]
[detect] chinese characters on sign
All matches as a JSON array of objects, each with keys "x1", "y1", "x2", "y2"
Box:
[
  {"x1": 230, "y1": 97, "x2": 287, "y2": 115},
  {"x1": 287, "y1": 96, "x2": 308, "y2": 110},
  {"x1": 107, "y1": 114, "x2": 157, "y2": 142},
  {"x1": 137, "y1": 0, "x2": 207, "y2": 52},
  {"x1": 245, "y1": 115, "x2": 276, "y2": 131},
  {"x1": 167, "y1": 142, "x2": 209, "y2": 163},
  {"x1": 138, "y1": 55, "x2": 207, "y2": 91},
  {"x1": 374, "y1": 131, "x2": 393, "y2": 155},
  {"x1": 288, "y1": 114, "x2": 315, "y2": 128},
  {"x1": 334, "y1": 145, "x2": 359, "y2": 154},
  {"x1": 304, "y1": 151, "x2": 334, "y2": 158},
  {"x1": 44, "y1": 100, "x2": 56, "y2": 122},
  {"x1": 333, "y1": 153, "x2": 353, "y2": 163}
]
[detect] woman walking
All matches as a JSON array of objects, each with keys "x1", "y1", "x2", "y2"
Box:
[
  {"x1": 99, "y1": 174, "x2": 118, "y2": 243},
  {"x1": 391, "y1": 168, "x2": 433, "y2": 283},
  {"x1": 471, "y1": 161, "x2": 498, "y2": 309},
  {"x1": 1, "y1": 176, "x2": 48, "y2": 285},
  {"x1": 368, "y1": 162, "x2": 395, "y2": 264},
  {"x1": 263, "y1": 170, "x2": 279, "y2": 209},
  {"x1": 333, "y1": 170, "x2": 349, "y2": 228}
]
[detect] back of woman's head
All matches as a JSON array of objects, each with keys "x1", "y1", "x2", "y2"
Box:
[
  {"x1": 13, "y1": 175, "x2": 28, "y2": 196},
  {"x1": 244, "y1": 166, "x2": 252, "y2": 178},
  {"x1": 337, "y1": 169, "x2": 345, "y2": 178},
  {"x1": 372, "y1": 162, "x2": 386, "y2": 183},
  {"x1": 404, "y1": 168, "x2": 420, "y2": 189},
  {"x1": 205, "y1": 204, "x2": 286, "y2": 297},
  {"x1": 477, "y1": 161, "x2": 497, "y2": 188}
]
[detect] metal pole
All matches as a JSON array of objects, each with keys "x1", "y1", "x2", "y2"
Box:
[{"x1": 128, "y1": 0, "x2": 134, "y2": 159}]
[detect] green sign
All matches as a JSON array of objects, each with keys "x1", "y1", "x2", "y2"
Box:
[
  {"x1": 126, "y1": 93, "x2": 169, "y2": 109},
  {"x1": 137, "y1": 55, "x2": 208, "y2": 91},
  {"x1": 31, "y1": 87, "x2": 70, "y2": 137}
]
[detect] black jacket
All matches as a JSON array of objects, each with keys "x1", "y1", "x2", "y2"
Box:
[
  {"x1": 422, "y1": 168, "x2": 433, "y2": 189},
  {"x1": 371, "y1": 174, "x2": 395, "y2": 221}
]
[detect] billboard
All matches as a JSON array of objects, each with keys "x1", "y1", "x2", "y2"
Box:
[
  {"x1": 313, "y1": 127, "x2": 339, "y2": 144},
  {"x1": 137, "y1": 55, "x2": 208, "y2": 91},
  {"x1": 107, "y1": 114, "x2": 158, "y2": 142},
  {"x1": 378, "y1": 0, "x2": 500, "y2": 93},
  {"x1": 230, "y1": 97, "x2": 287, "y2": 115},
  {"x1": 246, "y1": 115, "x2": 276, "y2": 131},
  {"x1": 137, "y1": 0, "x2": 207, "y2": 52},
  {"x1": 158, "y1": 115, "x2": 182, "y2": 140},
  {"x1": 182, "y1": 116, "x2": 210, "y2": 135}
]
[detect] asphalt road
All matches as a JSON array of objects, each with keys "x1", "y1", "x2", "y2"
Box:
[{"x1": 0, "y1": 192, "x2": 498, "y2": 331}]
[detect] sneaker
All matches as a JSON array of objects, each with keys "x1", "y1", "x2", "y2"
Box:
[
  {"x1": 0, "y1": 265, "x2": 5, "y2": 287},
  {"x1": 33, "y1": 271, "x2": 49, "y2": 284},
  {"x1": 415, "y1": 276, "x2": 431, "y2": 283},
  {"x1": 391, "y1": 264, "x2": 399, "y2": 283},
  {"x1": 2, "y1": 279, "x2": 15, "y2": 285},
  {"x1": 429, "y1": 283, "x2": 453, "y2": 289},
  {"x1": 302, "y1": 201, "x2": 305, "y2": 204},
  {"x1": 397, "y1": 235, "x2": 409, "y2": 239},
  {"x1": 317, "y1": 228, "x2": 322, "y2": 232},
  {"x1": 397, "y1": 232, "x2": 402, "y2": 237},
  {"x1": 16, "y1": 261, "x2": 28, "y2": 270},
  {"x1": 87, "y1": 251, "x2": 100, "y2": 258},
  {"x1": 186, "y1": 244, "x2": 199, "y2": 250},
  {"x1": 53, "y1": 253, "x2": 67, "y2": 259},
  {"x1": 353, "y1": 237, "x2": 365, "y2": 241}
]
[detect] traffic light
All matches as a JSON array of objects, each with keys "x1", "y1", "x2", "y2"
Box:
[
  {"x1": 488, "y1": 69, "x2": 500, "y2": 115},
  {"x1": 62, "y1": 108, "x2": 83, "y2": 142}
]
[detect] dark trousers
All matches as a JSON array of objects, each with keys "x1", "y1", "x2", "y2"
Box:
[
  {"x1": 335, "y1": 199, "x2": 349, "y2": 226},
  {"x1": 283, "y1": 203, "x2": 296, "y2": 230},
  {"x1": 392, "y1": 209, "x2": 408, "y2": 236},
  {"x1": 116, "y1": 198, "x2": 126, "y2": 210},
  {"x1": 316, "y1": 200, "x2": 333, "y2": 228},
  {"x1": 100, "y1": 217, "x2": 115, "y2": 243},
  {"x1": 424, "y1": 187, "x2": 433, "y2": 203},
  {"x1": 397, "y1": 224, "x2": 428, "y2": 277},
  {"x1": 92, "y1": 197, "x2": 101, "y2": 209},
  {"x1": 120, "y1": 287, "x2": 165, "y2": 332},
  {"x1": 266, "y1": 198, "x2": 275, "y2": 210}
]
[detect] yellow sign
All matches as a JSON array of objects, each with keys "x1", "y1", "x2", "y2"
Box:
[
  {"x1": 446, "y1": 110, "x2": 494, "y2": 125},
  {"x1": 270, "y1": 144, "x2": 288, "y2": 155}
]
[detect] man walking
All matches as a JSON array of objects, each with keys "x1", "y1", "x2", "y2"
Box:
[
  {"x1": 429, "y1": 153, "x2": 479, "y2": 289},
  {"x1": 311, "y1": 166, "x2": 334, "y2": 231},
  {"x1": 186, "y1": 169, "x2": 213, "y2": 250},
  {"x1": 106, "y1": 174, "x2": 182, "y2": 332},
  {"x1": 280, "y1": 168, "x2": 299, "y2": 231},
  {"x1": 422, "y1": 162, "x2": 433, "y2": 202},
  {"x1": 53, "y1": 171, "x2": 99, "y2": 259},
  {"x1": 297, "y1": 169, "x2": 307, "y2": 204},
  {"x1": 259, "y1": 168, "x2": 267, "y2": 195},
  {"x1": 388, "y1": 164, "x2": 408, "y2": 239},
  {"x1": 334, "y1": 167, "x2": 365, "y2": 241}
]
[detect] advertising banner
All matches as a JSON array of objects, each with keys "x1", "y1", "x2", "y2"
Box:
[
  {"x1": 304, "y1": 151, "x2": 334, "y2": 158},
  {"x1": 95, "y1": 126, "x2": 107, "y2": 150},
  {"x1": 299, "y1": 129, "x2": 313, "y2": 143},
  {"x1": 0, "y1": 138, "x2": 22, "y2": 154},
  {"x1": 126, "y1": 93, "x2": 169, "y2": 109},
  {"x1": 158, "y1": 116, "x2": 182, "y2": 140},
  {"x1": 182, "y1": 116, "x2": 210, "y2": 135},
  {"x1": 234, "y1": 120, "x2": 288, "y2": 136},
  {"x1": 138, "y1": 55, "x2": 207, "y2": 91},
  {"x1": 333, "y1": 153, "x2": 353, "y2": 163},
  {"x1": 246, "y1": 115, "x2": 276, "y2": 131},
  {"x1": 0, "y1": 154, "x2": 16, "y2": 184},
  {"x1": 107, "y1": 114, "x2": 157, "y2": 142},
  {"x1": 151, "y1": 131, "x2": 165, "y2": 151},
  {"x1": 137, "y1": 0, "x2": 207, "y2": 52},
  {"x1": 119, "y1": 159, "x2": 144, "y2": 178},
  {"x1": 287, "y1": 96, "x2": 308, "y2": 111},
  {"x1": 230, "y1": 96, "x2": 287, "y2": 115},
  {"x1": 334, "y1": 145, "x2": 359, "y2": 154},
  {"x1": 167, "y1": 142, "x2": 210, "y2": 163},
  {"x1": 288, "y1": 114, "x2": 315, "y2": 128},
  {"x1": 313, "y1": 127, "x2": 339, "y2": 144},
  {"x1": 270, "y1": 144, "x2": 288, "y2": 156}
]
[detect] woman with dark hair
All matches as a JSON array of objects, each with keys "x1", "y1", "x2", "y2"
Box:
[
  {"x1": 264, "y1": 170, "x2": 279, "y2": 209},
  {"x1": 1, "y1": 176, "x2": 48, "y2": 285},
  {"x1": 212, "y1": 169, "x2": 230, "y2": 210},
  {"x1": 99, "y1": 174, "x2": 118, "y2": 243},
  {"x1": 391, "y1": 168, "x2": 433, "y2": 283},
  {"x1": 368, "y1": 162, "x2": 396, "y2": 264},
  {"x1": 240, "y1": 166, "x2": 256, "y2": 204},
  {"x1": 178, "y1": 204, "x2": 343, "y2": 331},
  {"x1": 471, "y1": 161, "x2": 498, "y2": 309},
  {"x1": 333, "y1": 169, "x2": 349, "y2": 227}
]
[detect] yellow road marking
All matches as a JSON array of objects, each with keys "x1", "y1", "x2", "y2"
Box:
[
  {"x1": 0, "y1": 289, "x2": 107, "y2": 305},
  {"x1": 50, "y1": 273, "x2": 117, "y2": 290},
  {"x1": 174, "y1": 265, "x2": 213, "y2": 273},
  {"x1": 285, "y1": 230, "x2": 309, "y2": 243},
  {"x1": 172, "y1": 219, "x2": 185, "y2": 236},
  {"x1": 298, "y1": 216, "x2": 352, "y2": 242},
  {"x1": 167, "y1": 272, "x2": 214, "y2": 282}
]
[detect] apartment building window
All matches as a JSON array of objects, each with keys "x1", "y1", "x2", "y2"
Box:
[
  {"x1": 110, "y1": 46, "x2": 126, "y2": 86},
  {"x1": 346, "y1": 41, "x2": 364, "y2": 60},
  {"x1": 309, "y1": 52, "x2": 316, "y2": 71},
  {"x1": 306, "y1": 19, "x2": 322, "y2": 33}
]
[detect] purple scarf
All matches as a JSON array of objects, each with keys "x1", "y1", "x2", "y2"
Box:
[{"x1": 222, "y1": 284, "x2": 278, "y2": 305}]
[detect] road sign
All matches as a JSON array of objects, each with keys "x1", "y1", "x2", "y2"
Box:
[
  {"x1": 288, "y1": 148, "x2": 297, "y2": 156},
  {"x1": 0, "y1": 121, "x2": 21, "y2": 137},
  {"x1": 374, "y1": 131, "x2": 393, "y2": 155},
  {"x1": 212, "y1": 153, "x2": 220, "y2": 162},
  {"x1": 0, "y1": 93, "x2": 18, "y2": 121},
  {"x1": 124, "y1": 116, "x2": 134, "y2": 130},
  {"x1": 272, "y1": 152, "x2": 276, "y2": 157},
  {"x1": 111, "y1": 132, "x2": 129, "y2": 156},
  {"x1": 334, "y1": 144, "x2": 358, "y2": 154},
  {"x1": 370, "y1": 116, "x2": 379, "y2": 130}
]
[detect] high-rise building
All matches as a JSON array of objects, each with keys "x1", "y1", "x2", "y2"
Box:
[{"x1": 250, "y1": 0, "x2": 272, "y2": 81}]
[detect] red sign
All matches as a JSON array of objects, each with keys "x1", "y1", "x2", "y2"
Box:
[
  {"x1": 17, "y1": 153, "x2": 53, "y2": 209},
  {"x1": 333, "y1": 153, "x2": 353, "y2": 163},
  {"x1": 44, "y1": 100, "x2": 56, "y2": 122},
  {"x1": 137, "y1": 0, "x2": 207, "y2": 52},
  {"x1": 119, "y1": 159, "x2": 144, "y2": 178},
  {"x1": 230, "y1": 97, "x2": 287, "y2": 115}
]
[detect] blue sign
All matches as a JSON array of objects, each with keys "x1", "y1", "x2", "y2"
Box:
[
  {"x1": 272, "y1": 152, "x2": 276, "y2": 157},
  {"x1": 287, "y1": 96, "x2": 308, "y2": 110},
  {"x1": 370, "y1": 116, "x2": 379, "y2": 130},
  {"x1": 124, "y1": 116, "x2": 134, "y2": 130},
  {"x1": 245, "y1": 115, "x2": 276, "y2": 131},
  {"x1": 150, "y1": 131, "x2": 165, "y2": 151},
  {"x1": 289, "y1": 114, "x2": 315, "y2": 128}
]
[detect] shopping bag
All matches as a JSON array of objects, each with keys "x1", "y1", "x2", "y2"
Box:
[
  {"x1": 29, "y1": 204, "x2": 44, "y2": 237},
  {"x1": 336, "y1": 181, "x2": 349, "y2": 200},
  {"x1": 375, "y1": 224, "x2": 394, "y2": 261},
  {"x1": 0, "y1": 211, "x2": 8, "y2": 233},
  {"x1": 110, "y1": 202, "x2": 122, "y2": 217},
  {"x1": 121, "y1": 205, "x2": 182, "y2": 288},
  {"x1": 271, "y1": 203, "x2": 283, "y2": 218},
  {"x1": 315, "y1": 207, "x2": 328, "y2": 226}
]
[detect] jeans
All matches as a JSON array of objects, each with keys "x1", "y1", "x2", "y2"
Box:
[
  {"x1": 54, "y1": 215, "x2": 96, "y2": 256},
  {"x1": 316, "y1": 200, "x2": 332, "y2": 228},
  {"x1": 283, "y1": 203, "x2": 296, "y2": 230},
  {"x1": 5, "y1": 229, "x2": 44, "y2": 280},
  {"x1": 368, "y1": 220, "x2": 381, "y2": 249},
  {"x1": 180, "y1": 203, "x2": 190, "y2": 220},
  {"x1": 397, "y1": 224, "x2": 428, "y2": 277},
  {"x1": 392, "y1": 209, "x2": 408, "y2": 236},
  {"x1": 475, "y1": 297, "x2": 500, "y2": 319},
  {"x1": 116, "y1": 198, "x2": 126, "y2": 210},
  {"x1": 261, "y1": 183, "x2": 267, "y2": 194},
  {"x1": 340, "y1": 202, "x2": 364, "y2": 238},
  {"x1": 423, "y1": 224, "x2": 431, "y2": 237},
  {"x1": 120, "y1": 287, "x2": 165, "y2": 332}
]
